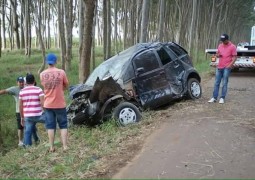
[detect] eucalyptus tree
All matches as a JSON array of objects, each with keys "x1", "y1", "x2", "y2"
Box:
[
  {"x1": 24, "y1": 0, "x2": 32, "y2": 56},
  {"x1": 0, "y1": 13, "x2": 1, "y2": 57},
  {"x1": 33, "y1": 0, "x2": 46, "y2": 74},
  {"x1": 113, "y1": 0, "x2": 118, "y2": 53},
  {"x1": 157, "y1": 0, "x2": 165, "y2": 42},
  {"x1": 79, "y1": 0, "x2": 96, "y2": 83},
  {"x1": 103, "y1": 0, "x2": 111, "y2": 60},
  {"x1": 20, "y1": 0, "x2": 25, "y2": 49},
  {"x1": 140, "y1": 0, "x2": 150, "y2": 42},
  {"x1": 187, "y1": 0, "x2": 197, "y2": 55},
  {"x1": 58, "y1": 0, "x2": 66, "y2": 70},
  {"x1": 64, "y1": 0, "x2": 74, "y2": 71},
  {"x1": 10, "y1": 0, "x2": 20, "y2": 49},
  {"x1": 1, "y1": 0, "x2": 6, "y2": 49}
]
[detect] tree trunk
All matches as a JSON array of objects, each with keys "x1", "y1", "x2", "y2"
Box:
[
  {"x1": 140, "y1": 0, "x2": 150, "y2": 42},
  {"x1": 130, "y1": 0, "x2": 136, "y2": 45},
  {"x1": 58, "y1": 0, "x2": 66, "y2": 70},
  {"x1": 106, "y1": 0, "x2": 111, "y2": 59},
  {"x1": 123, "y1": 0, "x2": 128, "y2": 49},
  {"x1": 1, "y1": 0, "x2": 6, "y2": 49},
  {"x1": 47, "y1": 0, "x2": 51, "y2": 49},
  {"x1": 35, "y1": 0, "x2": 46, "y2": 74},
  {"x1": 10, "y1": 0, "x2": 20, "y2": 49},
  {"x1": 20, "y1": 0, "x2": 25, "y2": 48},
  {"x1": 78, "y1": 0, "x2": 85, "y2": 70},
  {"x1": 79, "y1": 0, "x2": 95, "y2": 83},
  {"x1": 158, "y1": 0, "x2": 165, "y2": 41},
  {"x1": 113, "y1": 0, "x2": 118, "y2": 53},
  {"x1": 24, "y1": 0, "x2": 31, "y2": 56},
  {"x1": 91, "y1": 1, "x2": 98, "y2": 70},
  {"x1": 0, "y1": 16, "x2": 2, "y2": 57},
  {"x1": 187, "y1": 0, "x2": 197, "y2": 55},
  {"x1": 136, "y1": 0, "x2": 142, "y2": 43},
  {"x1": 103, "y1": 0, "x2": 107, "y2": 60},
  {"x1": 64, "y1": 0, "x2": 73, "y2": 71}
]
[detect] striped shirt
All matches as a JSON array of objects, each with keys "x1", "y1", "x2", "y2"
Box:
[{"x1": 19, "y1": 86, "x2": 44, "y2": 117}]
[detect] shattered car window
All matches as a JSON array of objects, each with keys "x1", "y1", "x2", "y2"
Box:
[
  {"x1": 133, "y1": 50, "x2": 160, "y2": 73},
  {"x1": 85, "y1": 45, "x2": 137, "y2": 87},
  {"x1": 156, "y1": 47, "x2": 174, "y2": 65}
]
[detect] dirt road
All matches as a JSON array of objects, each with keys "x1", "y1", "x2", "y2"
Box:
[{"x1": 113, "y1": 69, "x2": 255, "y2": 179}]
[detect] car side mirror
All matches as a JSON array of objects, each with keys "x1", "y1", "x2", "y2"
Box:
[{"x1": 136, "y1": 67, "x2": 145, "y2": 76}]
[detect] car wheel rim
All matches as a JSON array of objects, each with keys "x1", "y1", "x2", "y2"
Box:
[
  {"x1": 119, "y1": 107, "x2": 137, "y2": 125},
  {"x1": 190, "y1": 82, "x2": 201, "y2": 97}
]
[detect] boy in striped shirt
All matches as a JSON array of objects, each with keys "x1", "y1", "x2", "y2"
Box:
[{"x1": 19, "y1": 74, "x2": 44, "y2": 146}]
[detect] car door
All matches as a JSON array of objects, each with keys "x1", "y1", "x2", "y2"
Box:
[
  {"x1": 161, "y1": 45, "x2": 186, "y2": 95},
  {"x1": 132, "y1": 49, "x2": 172, "y2": 108}
]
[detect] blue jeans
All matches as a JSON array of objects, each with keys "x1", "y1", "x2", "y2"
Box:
[
  {"x1": 24, "y1": 117, "x2": 40, "y2": 146},
  {"x1": 45, "y1": 108, "x2": 68, "y2": 129},
  {"x1": 213, "y1": 68, "x2": 231, "y2": 99}
]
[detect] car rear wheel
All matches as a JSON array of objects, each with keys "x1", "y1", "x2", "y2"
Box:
[
  {"x1": 187, "y1": 78, "x2": 202, "y2": 99},
  {"x1": 113, "y1": 102, "x2": 142, "y2": 126}
]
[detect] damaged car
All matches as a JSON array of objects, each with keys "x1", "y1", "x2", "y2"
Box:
[{"x1": 67, "y1": 42, "x2": 202, "y2": 127}]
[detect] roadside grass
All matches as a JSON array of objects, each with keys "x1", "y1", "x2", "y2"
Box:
[
  {"x1": 0, "y1": 111, "x2": 156, "y2": 178},
  {"x1": 0, "y1": 47, "x2": 211, "y2": 178}
]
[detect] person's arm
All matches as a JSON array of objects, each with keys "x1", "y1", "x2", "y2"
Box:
[
  {"x1": 216, "y1": 47, "x2": 222, "y2": 58},
  {"x1": 0, "y1": 89, "x2": 8, "y2": 95},
  {"x1": 227, "y1": 55, "x2": 237, "y2": 68},
  {"x1": 19, "y1": 99, "x2": 24, "y2": 127},
  {"x1": 227, "y1": 46, "x2": 237, "y2": 68},
  {"x1": 39, "y1": 95, "x2": 44, "y2": 110},
  {"x1": 63, "y1": 73, "x2": 69, "y2": 91}
]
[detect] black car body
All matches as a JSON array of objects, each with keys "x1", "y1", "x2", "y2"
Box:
[{"x1": 67, "y1": 42, "x2": 202, "y2": 126}]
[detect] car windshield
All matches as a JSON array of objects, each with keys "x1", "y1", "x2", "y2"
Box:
[{"x1": 85, "y1": 45, "x2": 137, "y2": 87}]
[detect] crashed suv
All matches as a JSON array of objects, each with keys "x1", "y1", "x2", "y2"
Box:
[{"x1": 67, "y1": 42, "x2": 202, "y2": 126}]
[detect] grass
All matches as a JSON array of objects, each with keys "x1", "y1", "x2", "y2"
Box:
[
  {"x1": 0, "y1": 47, "x2": 211, "y2": 178},
  {"x1": 0, "y1": 114, "x2": 156, "y2": 178}
]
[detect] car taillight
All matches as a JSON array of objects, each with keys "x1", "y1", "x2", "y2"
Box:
[
  {"x1": 211, "y1": 56, "x2": 216, "y2": 62},
  {"x1": 253, "y1": 57, "x2": 255, "y2": 63}
]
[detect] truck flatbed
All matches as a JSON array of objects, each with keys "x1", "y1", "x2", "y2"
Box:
[{"x1": 205, "y1": 48, "x2": 255, "y2": 68}]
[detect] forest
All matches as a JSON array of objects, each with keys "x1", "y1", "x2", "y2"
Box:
[
  {"x1": 0, "y1": 0, "x2": 255, "y2": 178},
  {"x1": 1, "y1": 0, "x2": 255, "y2": 82}
]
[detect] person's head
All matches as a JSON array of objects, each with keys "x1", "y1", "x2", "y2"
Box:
[
  {"x1": 46, "y1": 53, "x2": 57, "y2": 66},
  {"x1": 220, "y1": 33, "x2": 229, "y2": 44},
  {"x1": 25, "y1": 73, "x2": 35, "y2": 85},
  {"x1": 16, "y1": 76, "x2": 25, "y2": 88}
]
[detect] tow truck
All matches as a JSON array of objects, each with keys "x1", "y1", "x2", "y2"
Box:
[
  {"x1": 205, "y1": 46, "x2": 255, "y2": 69},
  {"x1": 206, "y1": 26, "x2": 255, "y2": 69}
]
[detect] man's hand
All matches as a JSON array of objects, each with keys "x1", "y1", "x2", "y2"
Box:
[{"x1": 21, "y1": 118, "x2": 24, "y2": 127}]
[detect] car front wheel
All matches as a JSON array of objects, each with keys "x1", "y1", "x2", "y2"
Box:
[
  {"x1": 113, "y1": 102, "x2": 142, "y2": 126},
  {"x1": 187, "y1": 78, "x2": 202, "y2": 99}
]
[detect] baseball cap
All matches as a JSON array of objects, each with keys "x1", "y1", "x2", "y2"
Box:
[
  {"x1": 46, "y1": 53, "x2": 57, "y2": 65},
  {"x1": 17, "y1": 76, "x2": 24, "y2": 82},
  {"x1": 25, "y1": 74, "x2": 35, "y2": 84},
  {"x1": 220, "y1": 34, "x2": 229, "y2": 41}
]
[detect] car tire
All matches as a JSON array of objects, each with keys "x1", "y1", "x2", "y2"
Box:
[
  {"x1": 187, "y1": 78, "x2": 202, "y2": 99},
  {"x1": 72, "y1": 111, "x2": 88, "y2": 125},
  {"x1": 113, "y1": 102, "x2": 142, "y2": 126}
]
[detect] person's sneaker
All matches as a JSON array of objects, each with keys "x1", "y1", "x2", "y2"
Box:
[
  {"x1": 208, "y1": 98, "x2": 216, "y2": 103},
  {"x1": 18, "y1": 141, "x2": 24, "y2": 146},
  {"x1": 219, "y1": 98, "x2": 225, "y2": 104}
]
